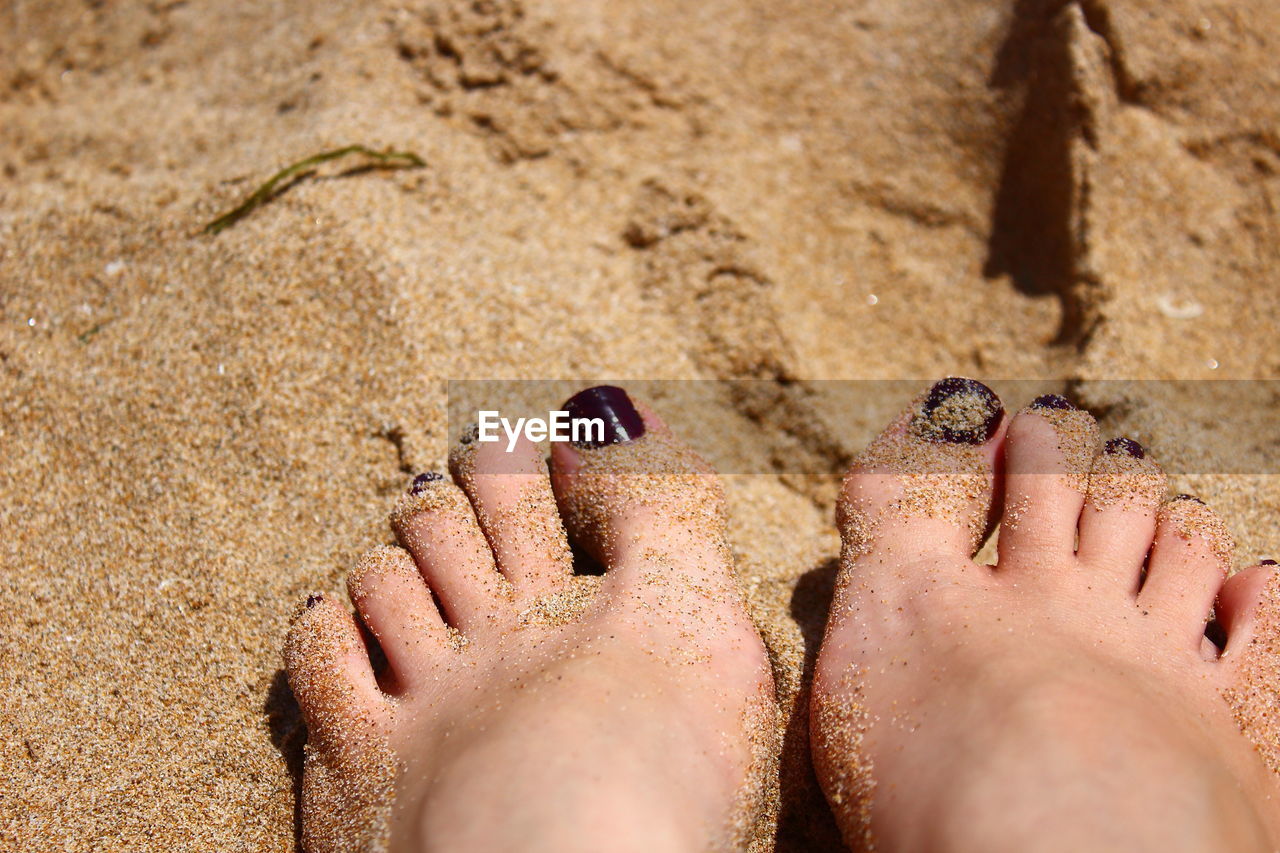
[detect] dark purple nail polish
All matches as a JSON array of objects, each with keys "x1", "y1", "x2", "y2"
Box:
[
  {"x1": 1174, "y1": 493, "x2": 1206, "y2": 505},
  {"x1": 409, "y1": 471, "x2": 444, "y2": 494},
  {"x1": 563, "y1": 385, "x2": 645, "y2": 449},
  {"x1": 458, "y1": 423, "x2": 479, "y2": 446},
  {"x1": 913, "y1": 377, "x2": 1004, "y2": 444},
  {"x1": 305, "y1": 593, "x2": 323, "y2": 609},
  {"x1": 1104, "y1": 437, "x2": 1146, "y2": 459},
  {"x1": 1029, "y1": 394, "x2": 1075, "y2": 411},
  {"x1": 1261, "y1": 559, "x2": 1278, "y2": 566}
]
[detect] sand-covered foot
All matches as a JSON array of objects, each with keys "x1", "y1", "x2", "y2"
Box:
[
  {"x1": 812, "y1": 379, "x2": 1280, "y2": 852},
  {"x1": 284, "y1": 386, "x2": 777, "y2": 853}
]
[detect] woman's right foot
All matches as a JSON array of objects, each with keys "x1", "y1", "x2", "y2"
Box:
[
  {"x1": 812, "y1": 379, "x2": 1280, "y2": 852},
  {"x1": 284, "y1": 387, "x2": 777, "y2": 853}
]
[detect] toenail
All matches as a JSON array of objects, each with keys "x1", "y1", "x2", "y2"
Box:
[
  {"x1": 458, "y1": 422, "x2": 480, "y2": 445},
  {"x1": 305, "y1": 593, "x2": 323, "y2": 609},
  {"x1": 563, "y1": 385, "x2": 645, "y2": 449},
  {"x1": 1262, "y1": 559, "x2": 1278, "y2": 566},
  {"x1": 1104, "y1": 437, "x2": 1146, "y2": 459},
  {"x1": 409, "y1": 471, "x2": 445, "y2": 494},
  {"x1": 1173, "y1": 493, "x2": 1206, "y2": 505},
  {"x1": 912, "y1": 377, "x2": 1003, "y2": 444},
  {"x1": 1029, "y1": 393, "x2": 1075, "y2": 411}
]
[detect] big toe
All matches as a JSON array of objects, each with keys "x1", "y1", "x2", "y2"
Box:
[
  {"x1": 837, "y1": 377, "x2": 1007, "y2": 573},
  {"x1": 549, "y1": 385, "x2": 738, "y2": 607}
]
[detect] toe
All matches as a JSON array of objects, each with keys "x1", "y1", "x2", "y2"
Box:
[
  {"x1": 1076, "y1": 437, "x2": 1166, "y2": 593},
  {"x1": 346, "y1": 545, "x2": 452, "y2": 690},
  {"x1": 549, "y1": 385, "x2": 731, "y2": 591},
  {"x1": 390, "y1": 473, "x2": 511, "y2": 633},
  {"x1": 838, "y1": 378, "x2": 1007, "y2": 569},
  {"x1": 1138, "y1": 495, "x2": 1235, "y2": 648},
  {"x1": 283, "y1": 593, "x2": 387, "y2": 754},
  {"x1": 996, "y1": 396, "x2": 1098, "y2": 571},
  {"x1": 449, "y1": 432, "x2": 573, "y2": 598},
  {"x1": 1216, "y1": 563, "x2": 1280, "y2": 659},
  {"x1": 1218, "y1": 563, "x2": 1280, "y2": 779}
]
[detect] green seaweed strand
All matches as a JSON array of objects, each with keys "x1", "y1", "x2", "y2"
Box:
[{"x1": 202, "y1": 145, "x2": 425, "y2": 235}]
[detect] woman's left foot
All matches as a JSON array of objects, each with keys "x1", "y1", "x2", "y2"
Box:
[{"x1": 812, "y1": 380, "x2": 1280, "y2": 853}]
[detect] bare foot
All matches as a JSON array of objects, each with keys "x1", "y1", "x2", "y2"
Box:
[
  {"x1": 284, "y1": 386, "x2": 777, "y2": 853},
  {"x1": 812, "y1": 378, "x2": 1280, "y2": 852}
]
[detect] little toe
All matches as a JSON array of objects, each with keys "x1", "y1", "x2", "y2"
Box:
[
  {"x1": 1218, "y1": 561, "x2": 1280, "y2": 781},
  {"x1": 548, "y1": 385, "x2": 731, "y2": 591},
  {"x1": 449, "y1": 432, "x2": 573, "y2": 599},
  {"x1": 838, "y1": 377, "x2": 1007, "y2": 569},
  {"x1": 1076, "y1": 437, "x2": 1166, "y2": 593},
  {"x1": 1138, "y1": 495, "x2": 1235, "y2": 647},
  {"x1": 283, "y1": 593, "x2": 387, "y2": 754},
  {"x1": 1215, "y1": 563, "x2": 1280, "y2": 659},
  {"x1": 346, "y1": 545, "x2": 452, "y2": 690},
  {"x1": 996, "y1": 396, "x2": 1098, "y2": 572},
  {"x1": 390, "y1": 473, "x2": 511, "y2": 634}
]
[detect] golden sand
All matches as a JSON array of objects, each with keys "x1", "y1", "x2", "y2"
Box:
[{"x1": 4, "y1": 0, "x2": 1280, "y2": 849}]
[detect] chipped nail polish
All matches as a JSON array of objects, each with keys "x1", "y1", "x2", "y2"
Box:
[
  {"x1": 913, "y1": 377, "x2": 1004, "y2": 444},
  {"x1": 563, "y1": 385, "x2": 645, "y2": 449},
  {"x1": 458, "y1": 422, "x2": 480, "y2": 446},
  {"x1": 1173, "y1": 494, "x2": 1206, "y2": 505},
  {"x1": 305, "y1": 593, "x2": 323, "y2": 609},
  {"x1": 1261, "y1": 559, "x2": 1278, "y2": 566},
  {"x1": 409, "y1": 471, "x2": 444, "y2": 494},
  {"x1": 1104, "y1": 437, "x2": 1146, "y2": 459},
  {"x1": 1029, "y1": 394, "x2": 1075, "y2": 411}
]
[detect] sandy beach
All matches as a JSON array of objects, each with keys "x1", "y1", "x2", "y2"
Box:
[{"x1": 3, "y1": 0, "x2": 1279, "y2": 849}]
